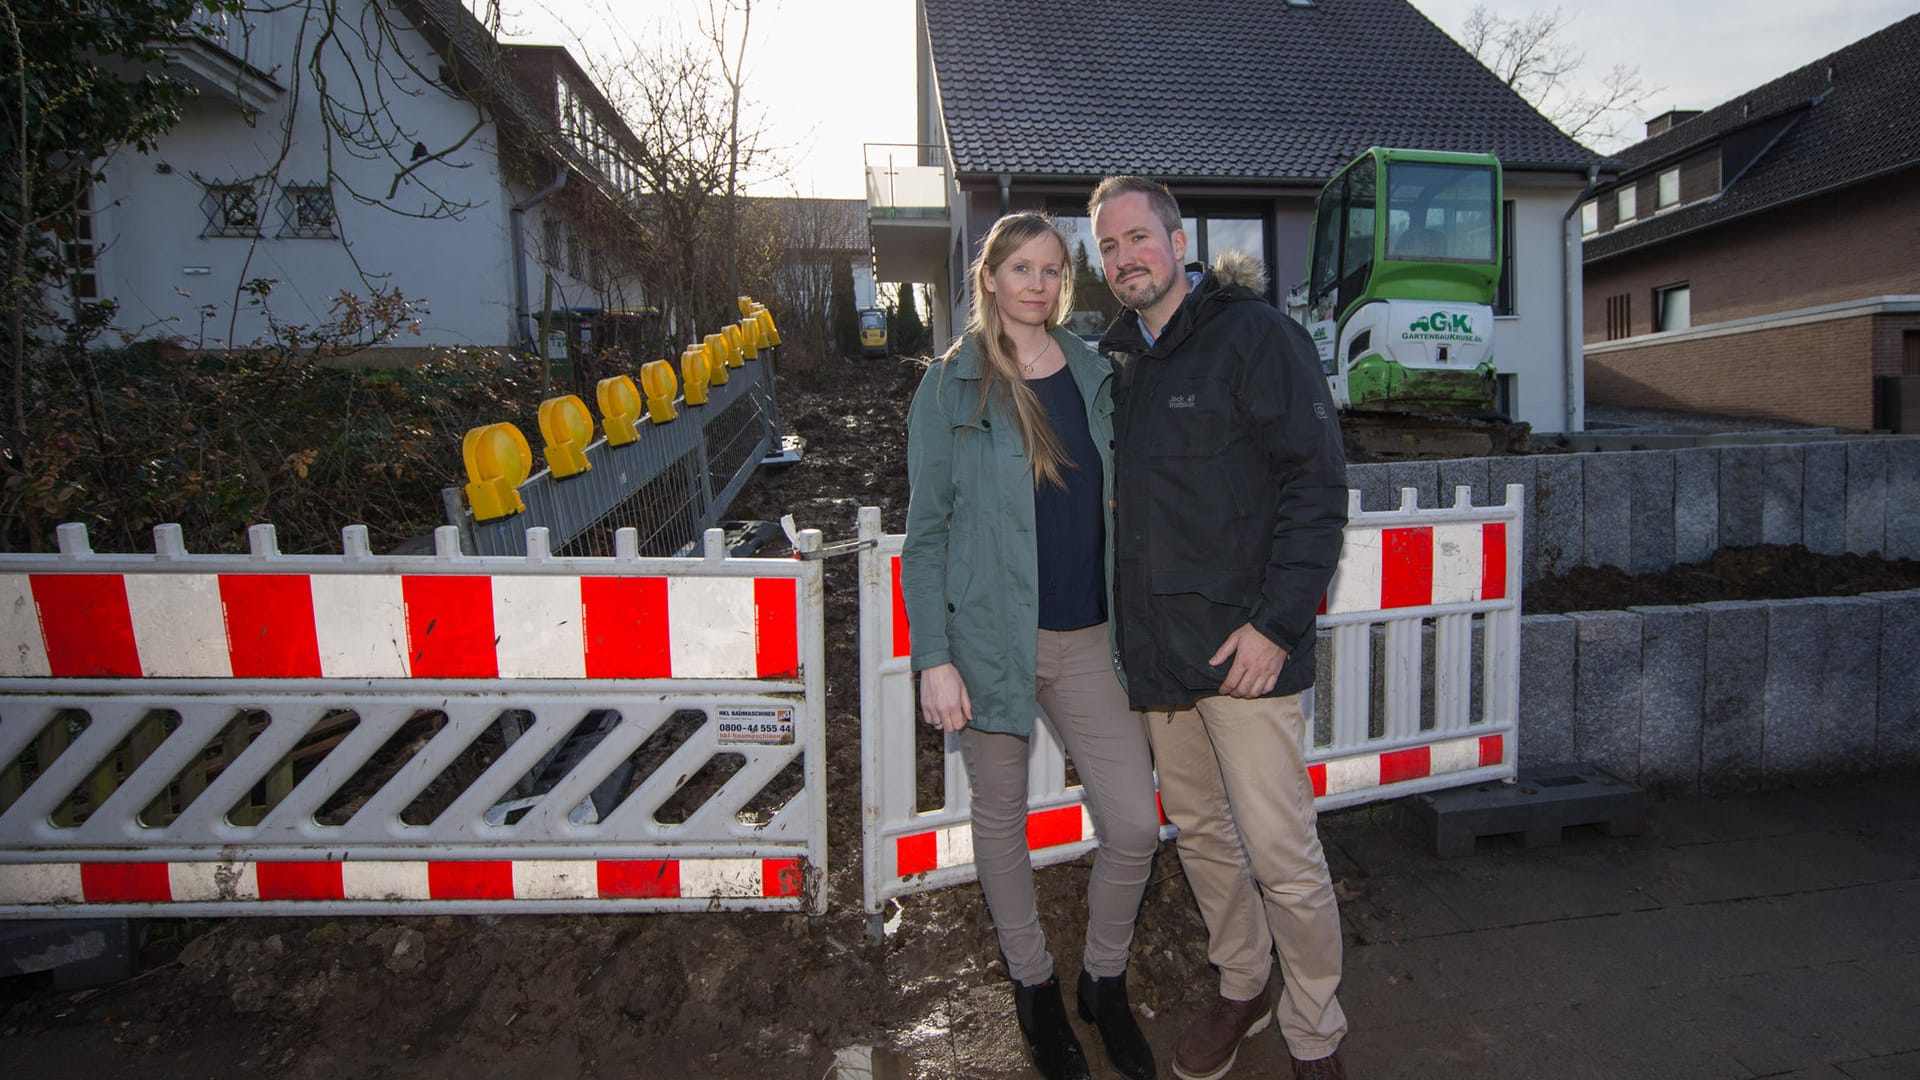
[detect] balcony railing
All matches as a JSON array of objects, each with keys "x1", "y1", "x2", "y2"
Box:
[{"x1": 864, "y1": 143, "x2": 950, "y2": 221}]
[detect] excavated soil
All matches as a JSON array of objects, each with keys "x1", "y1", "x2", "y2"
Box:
[{"x1": 3, "y1": 352, "x2": 1915, "y2": 1079}]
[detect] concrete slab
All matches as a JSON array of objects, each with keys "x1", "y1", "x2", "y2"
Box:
[
  {"x1": 1436, "y1": 457, "x2": 1491, "y2": 510},
  {"x1": 1628, "y1": 451, "x2": 1676, "y2": 574},
  {"x1": 1348, "y1": 462, "x2": 1391, "y2": 513},
  {"x1": 1718, "y1": 446, "x2": 1764, "y2": 548},
  {"x1": 1820, "y1": 597, "x2": 1880, "y2": 776},
  {"x1": 1843, "y1": 439, "x2": 1888, "y2": 556},
  {"x1": 1887, "y1": 438, "x2": 1920, "y2": 560},
  {"x1": 1763, "y1": 599, "x2": 1828, "y2": 784},
  {"x1": 1673, "y1": 447, "x2": 1720, "y2": 565},
  {"x1": 1634, "y1": 605, "x2": 1706, "y2": 798},
  {"x1": 1582, "y1": 452, "x2": 1632, "y2": 570},
  {"x1": 1487, "y1": 457, "x2": 1539, "y2": 583},
  {"x1": 1385, "y1": 460, "x2": 1440, "y2": 511},
  {"x1": 1761, "y1": 443, "x2": 1806, "y2": 547},
  {"x1": 1534, "y1": 455, "x2": 1584, "y2": 577},
  {"x1": 1519, "y1": 615, "x2": 1575, "y2": 767},
  {"x1": 1571, "y1": 611, "x2": 1643, "y2": 782},
  {"x1": 1866, "y1": 590, "x2": 1920, "y2": 770},
  {"x1": 1700, "y1": 602, "x2": 1768, "y2": 795},
  {"x1": 1802, "y1": 442, "x2": 1847, "y2": 555}
]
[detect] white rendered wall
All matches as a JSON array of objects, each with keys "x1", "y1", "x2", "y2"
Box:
[
  {"x1": 94, "y1": 2, "x2": 519, "y2": 349},
  {"x1": 1500, "y1": 179, "x2": 1587, "y2": 435}
]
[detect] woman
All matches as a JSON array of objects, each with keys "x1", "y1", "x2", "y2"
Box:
[{"x1": 902, "y1": 212, "x2": 1161, "y2": 1080}]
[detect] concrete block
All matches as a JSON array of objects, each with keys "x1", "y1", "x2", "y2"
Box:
[
  {"x1": 1628, "y1": 451, "x2": 1677, "y2": 574},
  {"x1": 1866, "y1": 589, "x2": 1920, "y2": 770},
  {"x1": 1673, "y1": 448, "x2": 1720, "y2": 565},
  {"x1": 1437, "y1": 457, "x2": 1491, "y2": 510},
  {"x1": 1347, "y1": 463, "x2": 1390, "y2": 513},
  {"x1": 1886, "y1": 438, "x2": 1920, "y2": 560},
  {"x1": 1534, "y1": 455, "x2": 1584, "y2": 578},
  {"x1": 1582, "y1": 453, "x2": 1632, "y2": 570},
  {"x1": 1386, "y1": 461, "x2": 1440, "y2": 511},
  {"x1": 1312, "y1": 628, "x2": 1334, "y2": 748},
  {"x1": 1818, "y1": 597, "x2": 1880, "y2": 776},
  {"x1": 1762, "y1": 599, "x2": 1826, "y2": 785},
  {"x1": 1760, "y1": 444, "x2": 1805, "y2": 548},
  {"x1": 1572, "y1": 610, "x2": 1643, "y2": 783},
  {"x1": 1801, "y1": 443, "x2": 1847, "y2": 556},
  {"x1": 1718, "y1": 447, "x2": 1763, "y2": 549},
  {"x1": 1519, "y1": 614, "x2": 1575, "y2": 767},
  {"x1": 1632, "y1": 605, "x2": 1706, "y2": 798},
  {"x1": 1843, "y1": 440, "x2": 1888, "y2": 555},
  {"x1": 1701, "y1": 602, "x2": 1767, "y2": 794},
  {"x1": 1488, "y1": 457, "x2": 1539, "y2": 584}
]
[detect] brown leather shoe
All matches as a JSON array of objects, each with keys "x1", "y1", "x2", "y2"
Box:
[
  {"x1": 1171, "y1": 981, "x2": 1274, "y2": 1080},
  {"x1": 1291, "y1": 1049, "x2": 1348, "y2": 1079}
]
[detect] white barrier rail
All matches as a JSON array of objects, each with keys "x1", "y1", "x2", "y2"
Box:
[
  {"x1": 0, "y1": 523, "x2": 828, "y2": 917},
  {"x1": 858, "y1": 486, "x2": 1524, "y2": 915}
]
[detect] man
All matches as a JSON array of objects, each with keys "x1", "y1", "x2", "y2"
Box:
[{"x1": 1089, "y1": 176, "x2": 1350, "y2": 1080}]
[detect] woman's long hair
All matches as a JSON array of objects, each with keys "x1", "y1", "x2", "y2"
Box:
[{"x1": 944, "y1": 211, "x2": 1078, "y2": 489}]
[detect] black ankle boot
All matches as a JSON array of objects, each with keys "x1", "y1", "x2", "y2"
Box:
[
  {"x1": 1014, "y1": 975, "x2": 1091, "y2": 1080},
  {"x1": 1077, "y1": 969, "x2": 1157, "y2": 1080}
]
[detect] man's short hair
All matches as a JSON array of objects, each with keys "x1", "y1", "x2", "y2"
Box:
[{"x1": 1087, "y1": 176, "x2": 1182, "y2": 234}]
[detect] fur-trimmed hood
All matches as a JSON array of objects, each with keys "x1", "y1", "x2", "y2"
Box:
[{"x1": 1210, "y1": 249, "x2": 1269, "y2": 294}]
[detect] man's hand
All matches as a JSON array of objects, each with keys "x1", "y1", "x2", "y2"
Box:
[
  {"x1": 918, "y1": 663, "x2": 973, "y2": 732},
  {"x1": 1209, "y1": 623, "x2": 1288, "y2": 698}
]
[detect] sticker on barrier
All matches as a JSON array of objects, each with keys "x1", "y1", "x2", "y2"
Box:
[
  {"x1": 0, "y1": 522, "x2": 828, "y2": 917},
  {"x1": 857, "y1": 486, "x2": 1524, "y2": 915}
]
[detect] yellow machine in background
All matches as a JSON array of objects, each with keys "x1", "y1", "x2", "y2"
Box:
[{"x1": 858, "y1": 307, "x2": 889, "y2": 358}]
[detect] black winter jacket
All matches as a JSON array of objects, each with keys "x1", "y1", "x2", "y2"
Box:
[{"x1": 1099, "y1": 260, "x2": 1348, "y2": 710}]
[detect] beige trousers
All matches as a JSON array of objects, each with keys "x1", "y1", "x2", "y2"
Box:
[
  {"x1": 958, "y1": 622, "x2": 1161, "y2": 986},
  {"x1": 1145, "y1": 692, "x2": 1348, "y2": 1059}
]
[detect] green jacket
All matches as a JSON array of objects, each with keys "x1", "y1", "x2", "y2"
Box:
[{"x1": 902, "y1": 327, "x2": 1116, "y2": 736}]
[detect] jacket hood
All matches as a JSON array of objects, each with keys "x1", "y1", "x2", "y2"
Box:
[{"x1": 1211, "y1": 250, "x2": 1268, "y2": 293}]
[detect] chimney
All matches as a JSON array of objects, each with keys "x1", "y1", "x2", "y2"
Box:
[{"x1": 1645, "y1": 109, "x2": 1704, "y2": 138}]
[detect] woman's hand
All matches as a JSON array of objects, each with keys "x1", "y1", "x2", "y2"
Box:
[{"x1": 917, "y1": 663, "x2": 973, "y2": 733}]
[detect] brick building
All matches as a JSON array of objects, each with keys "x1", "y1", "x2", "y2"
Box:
[{"x1": 1580, "y1": 13, "x2": 1920, "y2": 432}]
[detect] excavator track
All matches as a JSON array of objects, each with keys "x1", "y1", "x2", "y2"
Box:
[{"x1": 1340, "y1": 411, "x2": 1534, "y2": 463}]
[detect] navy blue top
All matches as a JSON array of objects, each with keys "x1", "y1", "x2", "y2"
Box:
[{"x1": 1028, "y1": 366, "x2": 1106, "y2": 631}]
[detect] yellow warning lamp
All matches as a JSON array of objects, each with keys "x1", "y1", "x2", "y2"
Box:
[
  {"x1": 702, "y1": 332, "x2": 733, "y2": 385},
  {"x1": 537, "y1": 394, "x2": 595, "y2": 479},
  {"x1": 736, "y1": 295, "x2": 755, "y2": 318},
  {"x1": 680, "y1": 344, "x2": 711, "y2": 405},
  {"x1": 717, "y1": 324, "x2": 746, "y2": 367},
  {"x1": 462, "y1": 422, "x2": 532, "y2": 521},
  {"x1": 735, "y1": 318, "x2": 761, "y2": 360},
  {"x1": 755, "y1": 306, "x2": 781, "y2": 346},
  {"x1": 596, "y1": 375, "x2": 643, "y2": 447},
  {"x1": 640, "y1": 359, "x2": 679, "y2": 424}
]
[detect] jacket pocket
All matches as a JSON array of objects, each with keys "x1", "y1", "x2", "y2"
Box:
[{"x1": 1149, "y1": 567, "x2": 1262, "y2": 606}]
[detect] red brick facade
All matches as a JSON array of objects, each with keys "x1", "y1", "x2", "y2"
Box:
[{"x1": 1581, "y1": 170, "x2": 1920, "y2": 428}]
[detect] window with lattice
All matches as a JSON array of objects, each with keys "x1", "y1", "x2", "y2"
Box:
[
  {"x1": 278, "y1": 183, "x2": 337, "y2": 238},
  {"x1": 201, "y1": 181, "x2": 263, "y2": 238}
]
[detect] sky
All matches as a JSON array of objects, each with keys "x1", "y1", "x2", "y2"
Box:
[{"x1": 501, "y1": 0, "x2": 1919, "y2": 199}]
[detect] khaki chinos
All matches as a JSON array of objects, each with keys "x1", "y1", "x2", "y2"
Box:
[{"x1": 1144, "y1": 690, "x2": 1349, "y2": 1060}]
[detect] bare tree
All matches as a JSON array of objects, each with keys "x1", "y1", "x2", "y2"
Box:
[
  {"x1": 1461, "y1": 5, "x2": 1655, "y2": 149},
  {"x1": 701, "y1": 0, "x2": 753, "y2": 309}
]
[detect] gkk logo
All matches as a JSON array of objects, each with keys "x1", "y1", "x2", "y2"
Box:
[
  {"x1": 1408, "y1": 311, "x2": 1473, "y2": 334},
  {"x1": 1169, "y1": 393, "x2": 1196, "y2": 409}
]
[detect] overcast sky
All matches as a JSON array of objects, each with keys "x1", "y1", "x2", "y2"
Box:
[{"x1": 505, "y1": 0, "x2": 1918, "y2": 198}]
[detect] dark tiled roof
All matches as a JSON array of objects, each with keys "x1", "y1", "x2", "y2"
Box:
[
  {"x1": 920, "y1": 0, "x2": 1604, "y2": 183},
  {"x1": 1584, "y1": 12, "x2": 1920, "y2": 261}
]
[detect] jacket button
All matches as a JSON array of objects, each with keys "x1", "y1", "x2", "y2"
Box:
[
  {"x1": 947, "y1": 603, "x2": 956, "y2": 612},
  {"x1": 982, "y1": 419, "x2": 991, "y2": 429}
]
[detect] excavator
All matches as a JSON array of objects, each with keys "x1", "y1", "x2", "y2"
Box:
[{"x1": 1293, "y1": 147, "x2": 1530, "y2": 459}]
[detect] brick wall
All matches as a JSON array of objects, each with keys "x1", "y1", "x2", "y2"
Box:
[
  {"x1": 1583, "y1": 169, "x2": 1920, "y2": 338},
  {"x1": 1586, "y1": 316, "x2": 1878, "y2": 428}
]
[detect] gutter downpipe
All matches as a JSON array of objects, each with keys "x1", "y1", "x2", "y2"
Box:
[
  {"x1": 1561, "y1": 165, "x2": 1601, "y2": 434},
  {"x1": 511, "y1": 168, "x2": 569, "y2": 351}
]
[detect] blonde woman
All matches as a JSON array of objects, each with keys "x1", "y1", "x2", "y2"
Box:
[{"x1": 903, "y1": 212, "x2": 1160, "y2": 1080}]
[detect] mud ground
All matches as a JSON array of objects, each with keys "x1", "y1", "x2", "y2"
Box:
[{"x1": 4, "y1": 352, "x2": 1916, "y2": 1079}]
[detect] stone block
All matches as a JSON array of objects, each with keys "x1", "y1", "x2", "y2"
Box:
[
  {"x1": 1632, "y1": 605, "x2": 1706, "y2": 798},
  {"x1": 1347, "y1": 463, "x2": 1390, "y2": 513},
  {"x1": 1673, "y1": 448, "x2": 1720, "y2": 565},
  {"x1": 1572, "y1": 610, "x2": 1643, "y2": 783},
  {"x1": 1519, "y1": 614, "x2": 1575, "y2": 767},
  {"x1": 1700, "y1": 602, "x2": 1767, "y2": 794},
  {"x1": 1843, "y1": 440, "x2": 1887, "y2": 555},
  {"x1": 1866, "y1": 589, "x2": 1920, "y2": 770},
  {"x1": 1534, "y1": 455, "x2": 1584, "y2": 578},
  {"x1": 1760, "y1": 444, "x2": 1805, "y2": 547},
  {"x1": 1437, "y1": 457, "x2": 1491, "y2": 509},
  {"x1": 1628, "y1": 451, "x2": 1677, "y2": 574},
  {"x1": 1718, "y1": 447, "x2": 1763, "y2": 548},
  {"x1": 1386, "y1": 461, "x2": 1440, "y2": 511},
  {"x1": 1801, "y1": 443, "x2": 1847, "y2": 556},
  {"x1": 1761, "y1": 599, "x2": 1826, "y2": 784},
  {"x1": 1582, "y1": 453, "x2": 1632, "y2": 570},
  {"x1": 1488, "y1": 457, "x2": 1539, "y2": 584},
  {"x1": 1818, "y1": 596, "x2": 1880, "y2": 776},
  {"x1": 1886, "y1": 438, "x2": 1920, "y2": 560}
]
